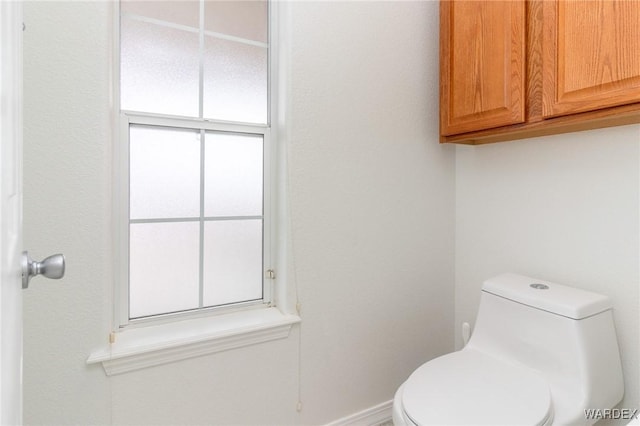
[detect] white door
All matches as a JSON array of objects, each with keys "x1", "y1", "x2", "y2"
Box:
[{"x1": 0, "y1": 1, "x2": 24, "y2": 424}]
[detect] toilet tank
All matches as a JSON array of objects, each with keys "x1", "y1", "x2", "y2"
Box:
[{"x1": 467, "y1": 273, "x2": 624, "y2": 423}]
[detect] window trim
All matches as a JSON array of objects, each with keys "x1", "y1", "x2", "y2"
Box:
[
  {"x1": 88, "y1": 307, "x2": 299, "y2": 376},
  {"x1": 92, "y1": 2, "x2": 300, "y2": 376},
  {"x1": 111, "y1": 0, "x2": 278, "y2": 331}
]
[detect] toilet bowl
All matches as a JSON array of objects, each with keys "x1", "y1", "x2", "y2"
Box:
[
  {"x1": 393, "y1": 350, "x2": 553, "y2": 425},
  {"x1": 393, "y1": 273, "x2": 624, "y2": 426}
]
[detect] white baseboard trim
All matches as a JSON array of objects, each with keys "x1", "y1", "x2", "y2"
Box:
[{"x1": 325, "y1": 400, "x2": 393, "y2": 426}]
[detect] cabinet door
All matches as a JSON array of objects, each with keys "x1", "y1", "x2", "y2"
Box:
[
  {"x1": 543, "y1": 0, "x2": 640, "y2": 118},
  {"x1": 440, "y1": 1, "x2": 525, "y2": 136}
]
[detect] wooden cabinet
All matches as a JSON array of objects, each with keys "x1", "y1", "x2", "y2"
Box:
[
  {"x1": 542, "y1": 1, "x2": 640, "y2": 118},
  {"x1": 440, "y1": 1, "x2": 526, "y2": 136},
  {"x1": 440, "y1": 0, "x2": 640, "y2": 145}
]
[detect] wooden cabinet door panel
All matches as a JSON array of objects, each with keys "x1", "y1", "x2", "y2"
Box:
[
  {"x1": 543, "y1": 0, "x2": 640, "y2": 118},
  {"x1": 440, "y1": 1, "x2": 526, "y2": 136}
]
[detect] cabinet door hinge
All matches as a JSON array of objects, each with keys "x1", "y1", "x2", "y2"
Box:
[{"x1": 266, "y1": 269, "x2": 276, "y2": 280}]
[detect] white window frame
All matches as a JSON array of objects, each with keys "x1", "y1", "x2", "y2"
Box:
[
  {"x1": 87, "y1": 0, "x2": 298, "y2": 376},
  {"x1": 112, "y1": 0, "x2": 277, "y2": 330}
]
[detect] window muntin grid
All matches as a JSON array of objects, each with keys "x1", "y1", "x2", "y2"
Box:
[{"x1": 119, "y1": 1, "x2": 271, "y2": 323}]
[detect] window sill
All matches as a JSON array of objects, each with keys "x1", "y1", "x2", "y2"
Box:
[{"x1": 87, "y1": 307, "x2": 300, "y2": 376}]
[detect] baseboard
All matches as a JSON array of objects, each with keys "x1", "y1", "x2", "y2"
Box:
[{"x1": 325, "y1": 400, "x2": 393, "y2": 426}]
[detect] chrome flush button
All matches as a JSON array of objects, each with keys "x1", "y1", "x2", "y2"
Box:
[{"x1": 530, "y1": 283, "x2": 549, "y2": 290}]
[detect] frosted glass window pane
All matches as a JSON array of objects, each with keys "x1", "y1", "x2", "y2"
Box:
[
  {"x1": 204, "y1": 133, "x2": 263, "y2": 217},
  {"x1": 203, "y1": 220, "x2": 262, "y2": 307},
  {"x1": 203, "y1": 38, "x2": 268, "y2": 123},
  {"x1": 130, "y1": 222, "x2": 200, "y2": 318},
  {"x1": 204, "y1": 1, "x2": 268, "y2": 43},
  {"x1": 121, "y1": 18, "x2": 199, "y2": 117},
  {"x1": 130, "y1": 125, "x2": 200, "y2": 219},
  {"x1": 121, "y1": 1, "x2": 199, "y2": 28}
]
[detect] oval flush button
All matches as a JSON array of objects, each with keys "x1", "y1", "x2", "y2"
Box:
[{"x1": 530, "y1": 283, "x2": 549, "y2": 290}]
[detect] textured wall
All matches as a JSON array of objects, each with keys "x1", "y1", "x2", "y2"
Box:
[
  {"x1": 288, "y1": 2, "x2": 455, "y2": 423},
  {"x1": 21, "y1": 2, "x2": 639, "y2": 425},
  {"x1": 22, "y1": 2, "x2": 112, "y2": 424},
  {"x1": 22, "y1": 1, "x2": 455, "y2": 424},
  {"x1": 455, "y1": 125, "x2": 640, "y2": 424}
]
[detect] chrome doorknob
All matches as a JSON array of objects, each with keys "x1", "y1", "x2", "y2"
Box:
[{"x1": 21, "y1": 251, "x2": 65, "y2": 289}]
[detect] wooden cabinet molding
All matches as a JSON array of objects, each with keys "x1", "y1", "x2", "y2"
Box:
[{"x1": 440, "y1": 0, "x2": 640, "y2": 145}]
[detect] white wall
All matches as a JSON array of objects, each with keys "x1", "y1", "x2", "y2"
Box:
[
  {"x1": 24, "y1": 1, "x2": 638, "y2": 425},
  {"x1": 22, "y1": 1, "x2": 454, "y2": 425},
  {"x1": 22, "y1": 2, "x2": 112, "y2": 424},
  {"x1": 455, "y1": 125, "x2": 640, "y2": 422},
  {"x1": 288, "y1": 2, "x2": 454, "y2": 422}
]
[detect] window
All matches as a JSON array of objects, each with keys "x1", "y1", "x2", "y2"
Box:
[{"x1": 116, "y1": 0, "x2": 273, "y2": 325}]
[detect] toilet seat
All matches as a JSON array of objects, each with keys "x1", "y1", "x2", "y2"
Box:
[{"x1": 401, "y1": 349, "x2": 553, "y2": 425}]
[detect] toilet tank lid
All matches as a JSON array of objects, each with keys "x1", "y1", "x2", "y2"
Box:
[{"x1": 482, "y1": 273, "x2": 612, "y2": 319}]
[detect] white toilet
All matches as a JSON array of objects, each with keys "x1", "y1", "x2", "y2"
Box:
[{"x1": 393, "y1": 273, "x2": 624, "y2": 425}]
